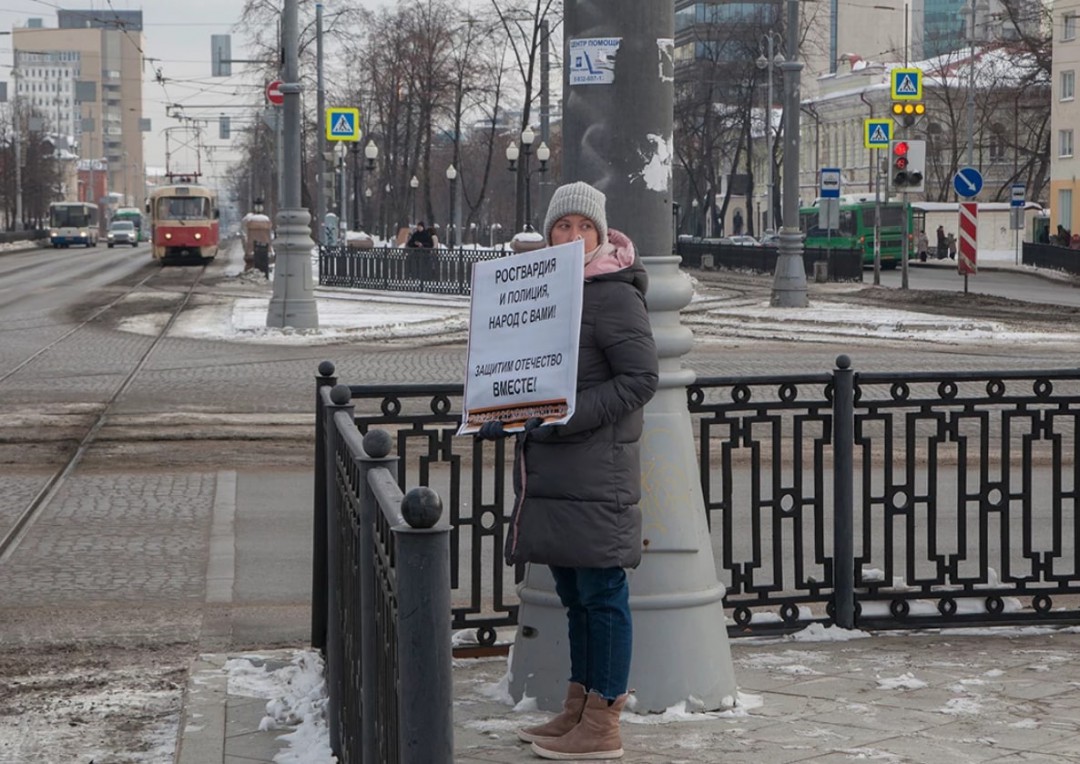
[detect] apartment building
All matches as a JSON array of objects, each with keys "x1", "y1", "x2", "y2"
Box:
[
  {"x1": 1051, "y1": 0, "x2": 1080, "y2": 237},
  {"x1": 13, "y1": 9, "x2": 144, "y2": 206}
]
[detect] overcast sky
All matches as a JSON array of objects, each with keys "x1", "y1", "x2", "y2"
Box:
[{"x1": 0, "y1": 0, "x2": 383, "y2": 193}]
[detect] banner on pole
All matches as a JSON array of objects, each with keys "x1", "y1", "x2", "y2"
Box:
[
  {"x1": 958, "y1": 202, "x2": 978, "y2": 276},
  {"x1": 458, "y1": 241, "x2": 584, "y2": 435}
]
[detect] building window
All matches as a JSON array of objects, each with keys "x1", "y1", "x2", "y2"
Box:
[
  {"x1": 1060, "y1": 129, "x2": 1074, "y2": 158},
  {"x1": 1063, "y1": 70, "x2": 1075, "y2": 101},
  {"x1": 1060, "y1": 189, "x2": 1073, "y2": 231},
  {"x1": 1066, "y1": 13, "x2": 1077, "y2": 41},
  {"x1": 989, "y1": 123, "x2": 1007, "y2": 161}
]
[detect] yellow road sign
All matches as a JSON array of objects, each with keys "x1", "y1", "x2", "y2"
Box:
[{"x1": 326, "y1": 107, "x2": 361, "y2": 142}]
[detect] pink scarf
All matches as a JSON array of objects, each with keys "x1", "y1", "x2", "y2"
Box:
[{"x1": 583, "y1": 228, "x2": 636, "y2": 279}]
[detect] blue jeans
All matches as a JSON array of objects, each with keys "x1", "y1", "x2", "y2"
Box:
[{"x1": 549, "y1": 566, "x2": 632, "y2": 701}]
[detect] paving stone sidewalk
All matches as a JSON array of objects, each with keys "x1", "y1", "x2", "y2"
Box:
[{"x1": 178, "y1": 628, "x2": 1080, "y2": 763}]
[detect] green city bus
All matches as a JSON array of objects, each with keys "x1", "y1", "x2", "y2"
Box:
[{"x1": 799, "y1": 196, "x2": 912, "y2": 268}]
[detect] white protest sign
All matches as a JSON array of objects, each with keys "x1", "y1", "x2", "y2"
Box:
[
  {"x1": 569, "y1": 38, "x2": 621, "y2": 85},
  {"x1": 458, "y1": 240, "x2": 584, "y2": 435}
]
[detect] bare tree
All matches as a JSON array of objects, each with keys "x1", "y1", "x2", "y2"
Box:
[
  {"x1": 922, "y1": 42, "x2": 1048, "y2": 203},
  {"x1": 490, "y1": 0, "x2": 560, "y2": 231}
]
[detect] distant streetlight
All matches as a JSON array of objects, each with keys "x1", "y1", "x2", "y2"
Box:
[
  {"x1": 409, "y1": 174, "x2": 419, "y2": 224},
  {"x1": 445, "y1": 163, "x2": 458, "y2": 247},
  {"x1": 691, "y1": 198, "x2": 699, "y2": 237},
  {"x1": 506, "y1": 126, "x2": 549, "y2": 231},
  {"x1": 353, "y1": 140, "x2": 378, "y2": 230}
]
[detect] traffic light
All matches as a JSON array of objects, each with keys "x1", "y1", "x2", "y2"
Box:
[
  {"x1": 891, "y1": 101, "x2": 925, "y2": 127},
  {"x1": 890, "y1": 139, "x2": 926, "y2": 192}
]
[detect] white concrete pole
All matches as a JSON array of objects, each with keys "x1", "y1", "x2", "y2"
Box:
[{"x1": 509, "y1": 0, "x2": 737, "y2": 714}]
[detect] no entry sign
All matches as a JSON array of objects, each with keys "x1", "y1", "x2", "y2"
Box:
[{"x1": 266, "y1": 79, "x2": 284, "y2": 106}]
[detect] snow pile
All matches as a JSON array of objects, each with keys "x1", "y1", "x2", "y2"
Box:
[{"x1": 225, "y1": 651, "x2": 336, "y2": 764}]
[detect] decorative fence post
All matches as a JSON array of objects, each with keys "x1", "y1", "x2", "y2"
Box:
[
  {"x1": 392, "y1": 484, "x2": 453, "y2": 760},
  {"x1": 832, "y1": 354, "x2": 856, "y2": 629},
  {"x1": 356, "y1": 429, "x2": 396, "y2": 764},
  {"x1": 312, "y1": 361, "x2": 337, "y2": 652},
  {"x1": 322, "y1": 383, "x2": 354, "y2": 757}
]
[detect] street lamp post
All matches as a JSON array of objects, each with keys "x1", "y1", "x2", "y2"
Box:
[
  {"x1": 691, "y1": 198, "x2": 699, "y2": 237},
  {"x1": 409, "y1": 174, "x2": 419, "y2": 225},
  {"x1": 266, "y1": 0, "x2": 318, "y2": 328},
  {"x1": 446, "y1": 163, "x2": 458, "y2": 247},
  {"x1": 353, "y1": 139, "x2": 377, "y2": 231},
  {"x1": 756, "y1": 32, "x2": 785, "y2": 234},
  {"x1": 506, "y1": 126, "x2": 550, "y2": 231},
  {"x1": 771, "y1": 0, "x2": 808, "y2": 307}
]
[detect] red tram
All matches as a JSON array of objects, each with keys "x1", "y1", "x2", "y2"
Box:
[{"x1": 147, "y1": 182, "x2": 219, "y2": 263}]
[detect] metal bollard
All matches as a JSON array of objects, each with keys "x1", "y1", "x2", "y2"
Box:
[{"x1": 832, "y1": 354, "x2": 856, "y2": 629}]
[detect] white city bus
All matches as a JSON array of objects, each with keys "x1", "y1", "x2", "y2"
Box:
[{"x1": 48, "y1": 202, "x2": 100, "y2": 247}]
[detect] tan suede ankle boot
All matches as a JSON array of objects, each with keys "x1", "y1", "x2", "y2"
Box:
[
  {"x1": 530, "y1": 691, "x2": 627, "y2": 760},
  {"x1": 516, "y1": 682, "x2": 587, "y2": 743}
]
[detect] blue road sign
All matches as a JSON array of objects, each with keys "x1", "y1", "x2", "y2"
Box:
[
  {"x1": 820, "y1": 167, "x2": 841, "y2": 198},
  {"x1": 953, "y1": 166, "x2": 983, "y2": 198}
]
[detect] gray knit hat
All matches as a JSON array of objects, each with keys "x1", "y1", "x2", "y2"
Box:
[{"x1": 543, "y1": 182, "x2": 608, "y2": 246}]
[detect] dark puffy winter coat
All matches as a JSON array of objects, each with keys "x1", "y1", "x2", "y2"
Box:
[{"x1": 506, "y1": 232, "x2": 659, "y2": 569}]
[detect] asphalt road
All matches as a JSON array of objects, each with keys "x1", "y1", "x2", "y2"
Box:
[{"x1": 877, "y1": 260, "x2": 1080, "y2": 307}]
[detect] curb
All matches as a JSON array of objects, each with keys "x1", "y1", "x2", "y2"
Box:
[
  {"x1": 909, "y1": 258, "x2": 1080, "y2": 285},
  {"x1": 175, "y1": 654, "x2": 227, "y2": 764}
]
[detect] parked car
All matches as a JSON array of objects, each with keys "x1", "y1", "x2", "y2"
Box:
[
  {"x1": 107, "y1": 220, "x2": 138, "y2": 248},
  {"x1": 759, "y1": 232, "x2": 781, "y2": 247},
  {"x1": 725, "y1": 235, "x2": 760, "y2": 246}
]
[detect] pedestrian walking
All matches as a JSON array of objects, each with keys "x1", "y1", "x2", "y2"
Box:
[
  {"x1": 947, "y1": 232, "x2": 957, "y2": 259},
  {"x1": 936, "y1": 225, "x2": 947, "y2": 260},
  {"x1": 916, "y1": 230, "x2": 929, "y2": 262},
  {"x1": 476, "y1": 181, "x2": 659, "y2": 761}
]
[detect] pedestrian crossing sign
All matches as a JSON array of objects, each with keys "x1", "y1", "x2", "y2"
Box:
[
  {"x1": 326, "y1": 107, "x2": 361, "y2": 142},
  {"x1": 864, "y1": 118, "x2": 892, "y2": 149},
  {"x1": 890, "y1": 67, "x2": 923, "y2": 100}
]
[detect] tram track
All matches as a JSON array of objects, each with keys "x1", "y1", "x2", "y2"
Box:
[{"x1": 0, "y1": 263, "x2": 208, "y2": 564}]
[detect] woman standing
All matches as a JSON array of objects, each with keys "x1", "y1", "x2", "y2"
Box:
[{"x1": 478, "y1": 181, "x2": 659, "y2": 760}]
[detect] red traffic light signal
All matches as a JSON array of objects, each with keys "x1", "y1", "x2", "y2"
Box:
[
  {"x1": 893, "y1": 141, "x2": 909, "y2": 170},
  {"x1": 889, "y1": 139, "x2": 925, "y2": 192}
]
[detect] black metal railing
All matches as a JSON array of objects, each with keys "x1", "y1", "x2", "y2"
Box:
[
  {"x1": 1023, "y1": 242, "x2": 1080, "y2": 277},
  {"x1": 312, "y1": 357, "x2": 1080, "y2": 651},
  {"x1": 319, "y1": 384, "x2": 453, "y2": 764},
  {"x1": 319, "y1": 245, "x2": 509, "y2": 294},
  {"x1": 675, "y1": 240, "x2": 864, "y2": 281},
  {"x1": 319, "y1": 242, "x2": 867, "y2": 296}
]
